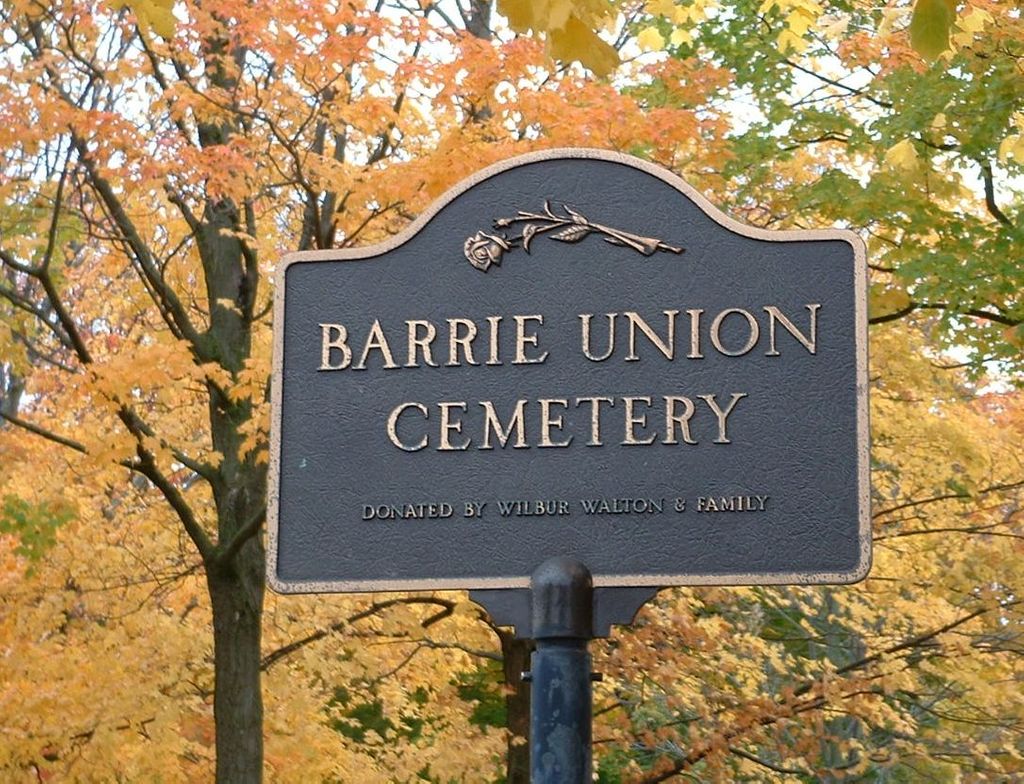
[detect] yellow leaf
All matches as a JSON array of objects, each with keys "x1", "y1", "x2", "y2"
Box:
[
  {"x1": 790, "y1": 0, "x2": 823, "y2": 13},
  {"x1": 1003, "y1": 325, "x2": 1024, "y2": 349},
  {"x1": 997, "y1": 134, "x2": 1024, "y2": 163},
  {"x1": 997, "y1": 135, "x2": 1015, "y2": 160},
  {"x1": 951, "y1": 27, "x2": 972, "y2": 48},
  {"x1": 500, "y1": 0, "x2": 573, "y2": 32},
  {"x1": 548, "y1": 16, "x2": 620, "y2": 76},
  {"x1": 126, "y1": 0, "x2": 177, "y2": 40},
  {"x1": 637, "y1": 26, "x2": 666, "y2": 51},
  {"x1": 910, "y1": 0, "x2": 956, "y2": 59},
  {"x1": 818, "y1": 13, "x2": 849, "y2": 39},
  {"x1": 646, "y1": 0, "x2": 676, "y2": 17},
  {"x1": 786, "y1": 6, "x2": 817, "y2": 37},
  {"x1": 957, "y1": 6, "x2": 992, "y2": 35},
  {"x1": 777, "y1": 28, "x2": 807, "y2": 53},
  {"x1": 883, "y1": 139, "x2": 918, "y2": 171},
  {"x1": 145, "y1": 4, "x2": 176, "y2": 40},
  {"x1": 878, "y1": 7, "x2": 910, "y2": 37},
  {"x1": 544, "y1": 0, "x2": 574, "y2": 32},
  {"x1": 672, "y1": 5, "x2": 692, "y2": 24},
  {"x1": 670, "y1": 28, "x2": 694, "y2": 46},
  {"x1": 498, "y1": 0, "x2": 535, "y2": 31},
  {"x1": 869, "y1": 284, "x2": 912, "y2": 319}
]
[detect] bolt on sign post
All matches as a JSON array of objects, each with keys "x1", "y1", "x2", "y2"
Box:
[{"x1": 268, "y1": 149, "x2": 870, "y2": 783}]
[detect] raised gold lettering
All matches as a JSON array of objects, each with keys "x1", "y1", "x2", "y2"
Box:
[
  {"x1": 514, "y1": 315, "x2": 548, "y2": 364},
  {"x1": 710, "y1": 309, "x2": 759, "y2": 357},
  {"x1": 438, "y1": 401, "x2": 470, "y2": 450},
  {"x1": 662, "y1": 396, "x2": 697, "y2": 445},
  {"x1": 386, "y1": 402, "x2": 428, "y2": 451},
  {"x1": 354, "y1": 319, "x2": 398, "y2": 369},
  {"x1": 698, "y1": 393, "x2": 747, "y2": 443},
  {"x1": 686, "y1": 309, "x2": 704, "y2": 359},
  {"x1": 446, "y1": 319, "x2": 479, "y2": 366},
  {"x1": 579, "y1": 313, "x2": 616, "y2": 361},
  {"x1": 764, "y1": 304, "x2": 820, "y2": 355},
  {"x1": 479, "y1": 400, "x2": 528, "y2": 449},
  {"x1": 319, "y1": 323, "x2": 352, "y2": 370},
  {"x1": 538, "y1": 399, "x2": 572, "y2": 447},
  {"x1": 486, "y1": 315, "x2": 503, "y2": 366},
  {"x1": 625, "y1": 310, "x2": 678, "y2": 361},
  {"x1": 405, "y1": 320, "x2": 438, "y2": 367},
  {"x1": 576, "y1": 396, "x2": 614, "y2": 446},
  {"x1": 622, "y1": 396, "x2": 656, "y2": 445}
]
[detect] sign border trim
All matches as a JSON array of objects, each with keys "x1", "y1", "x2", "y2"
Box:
[{"x1": 267, "y1": 147, "x2": 870, "y2": 594}]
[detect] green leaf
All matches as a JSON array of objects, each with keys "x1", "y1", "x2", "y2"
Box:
[
  {"x1": 0, "y1": 495, "x2": 73, "y2": 570},
  {"x1": 453, "y1": 661, "x2": 507, "y2": 730},
  {"x1": 909, "y1": 0, "x2": 956, "y2": 60}
]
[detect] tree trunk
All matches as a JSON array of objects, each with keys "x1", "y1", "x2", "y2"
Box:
[
  {"x1": 207, "y1": 536, "x2": 265, "y2": 783},
  {"x1": 0, "y1": 367, "x2": 25, "y2": 418},
  {"x1": 197, "y1": 191, "x2": 265, "y2": 781},
  {"x1": 499, "y1": 630, "x2": 533, "y2": 784}
]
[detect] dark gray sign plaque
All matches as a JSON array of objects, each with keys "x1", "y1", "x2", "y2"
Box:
[{"x1": 268, "y1": 149, "x2": 869, "y2": 593}]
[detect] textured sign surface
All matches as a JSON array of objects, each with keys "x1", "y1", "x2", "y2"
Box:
[{"x1": 268, "y1": 150, "x2": 869, "y2": 592}]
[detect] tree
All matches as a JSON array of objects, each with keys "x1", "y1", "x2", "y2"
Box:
[
  {"x1": 587, "y1": 324, "x2": 1024, "y2": 780},
  {"x1": 577, "y1": 0, "x2": 1024, "y2": 778},
  {"x1": 0, "y1": 0, "x2": 727, "y2": 779}
]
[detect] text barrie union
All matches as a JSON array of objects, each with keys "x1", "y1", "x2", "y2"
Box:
[{"x1": 315, "y1": 305, "x2": 820, "y2": 451}]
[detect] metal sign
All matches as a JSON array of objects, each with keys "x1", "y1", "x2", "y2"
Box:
[{"x1": 268, "y1": 149, "x2": 869, "y2": 593}]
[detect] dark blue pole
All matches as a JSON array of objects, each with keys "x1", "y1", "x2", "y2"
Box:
[{"x1": 528, "y1": 558, "x2": 594, "y2": 784}]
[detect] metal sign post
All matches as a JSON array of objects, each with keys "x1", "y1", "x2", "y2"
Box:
[
  {"x1": 472, "y1": 563, "x2": 659, "y2": 783},
  {"x1": 526, "y1": 558, "x2": 594, "y2": 782}
]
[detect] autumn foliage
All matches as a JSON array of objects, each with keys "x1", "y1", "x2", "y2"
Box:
[{"x1": 1, "y1": 0, "x2": 1022, "y2": 782}]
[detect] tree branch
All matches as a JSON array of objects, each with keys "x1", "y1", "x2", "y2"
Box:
[
  {"x1": 132, "y1": 445, "x2": 215, "y2": 561},
  {"x1": 873, "y1": 480, "x2": 1023, "y2": 519},
  {"x1": 69, "y1": 136, "x2": 209, "y2": 358},
  {"x1": 780, "y1": 57, "x2": 893, "y2": 109},
  {"x1": 876, "y1": 525, "x2": 1024, "y2": 542},
  {"x1": 636, "y1": 598, "x2": 1021, "y2": 782},
  {"x1": 211, "y1": 505, "x2": 266, "y2": 568},
  {"x1": 0, "y1": 409, "x2": 87, "y2": 453},
  {"x1": 0, "y1": 281, "x2": 72, "y2": 351},
  {"x1": 869, "y1": 302, "x2": 1021, "y2": 327},
  {"x1": 728, "y1": 746, "x2": 810, "y2": 776},
  {"x1": 261, "y1": 597, "x2": 459, "y2": 671},
  {"x1": 979, "y1": 160, "x2": 1013, "y2": 228},
  {"x1": 869, "y1": 303, "x2": 918, "y2": 324}
]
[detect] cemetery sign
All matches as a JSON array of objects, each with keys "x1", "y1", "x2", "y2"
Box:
[{"x1": 268, "y1": 149, "x2": 869, "y2": 592}]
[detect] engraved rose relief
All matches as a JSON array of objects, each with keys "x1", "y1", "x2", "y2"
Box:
[
  {"x1": 464, "y1": 201, "x2": 683, "y2": 271},
  {"x1": 463, "y1": 231, "x2": 511, "y2": 271}
]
